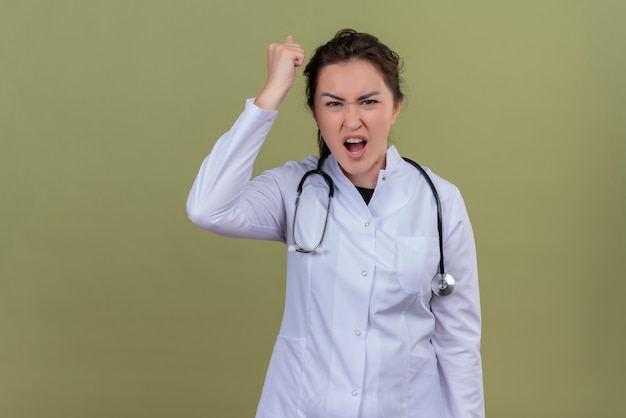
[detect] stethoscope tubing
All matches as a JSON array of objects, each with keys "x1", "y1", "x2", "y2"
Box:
[{"x1": 401, "y1": 157, "x2": 445, "y2": 277}]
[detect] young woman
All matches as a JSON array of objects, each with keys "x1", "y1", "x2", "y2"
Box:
[{"x1": 187, "y1": 29, "x2": 484, "y2": 418}]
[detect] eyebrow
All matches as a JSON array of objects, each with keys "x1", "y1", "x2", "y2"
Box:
[{"x1": 320, "y1": 91, "x2": 381, "y2": 101}]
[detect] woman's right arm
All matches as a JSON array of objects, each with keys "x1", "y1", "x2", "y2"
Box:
[{"x1": 186, "y1": 37, "x2": 305, "y2": 241}]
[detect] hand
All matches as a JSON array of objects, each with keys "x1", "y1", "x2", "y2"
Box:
[{"x1": 254, "y1": 36, "x2": 305, "y2": 111}]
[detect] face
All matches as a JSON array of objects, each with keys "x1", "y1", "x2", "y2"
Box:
[{"x1": 313, "y1": 59, "x2": 402, "y2": 188}]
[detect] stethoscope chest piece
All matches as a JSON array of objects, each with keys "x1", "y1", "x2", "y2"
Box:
[{"x1": 431, "y1": 273, "x2": 456, "y2": 296}]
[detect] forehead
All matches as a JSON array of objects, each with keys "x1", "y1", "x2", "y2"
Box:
[{"x1": 316, "y1": 59, "x2": 389, "y2": 96}]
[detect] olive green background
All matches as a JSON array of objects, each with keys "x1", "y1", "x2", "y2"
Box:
[{"x1": 1, "y1": 0, "x2": 624, "y2": 417}]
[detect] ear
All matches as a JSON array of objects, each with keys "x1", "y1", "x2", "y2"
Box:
[
  {"x1": 311, "y1": 102, "x2": 318, "y2": 121},
  {"x1": 391, "y1": 98, "x2": 404, "y2": 124}
]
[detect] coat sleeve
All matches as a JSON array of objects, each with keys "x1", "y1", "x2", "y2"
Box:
[
  {"x1": 186, "y1": 99, "x2": 287, "y2": 242},
  {"x1": 430, "y1": 188, "x2": 485, "y2": 418}
]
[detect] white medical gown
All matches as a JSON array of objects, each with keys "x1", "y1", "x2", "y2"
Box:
[{"x1": 187, "y1": 99, "x2": 484, "y2": 418}]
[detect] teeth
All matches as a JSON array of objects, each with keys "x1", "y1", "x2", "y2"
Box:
[{"x1": 345, "y1": 138, "x2": 364, "y2": 143}]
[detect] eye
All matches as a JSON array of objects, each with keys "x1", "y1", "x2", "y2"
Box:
[
  {"x1": 360, "y1": 99, "x2": 379, "y2": 106},
  {"x1": 325, "y1": 101, "x2": 342, "y2": 107}
]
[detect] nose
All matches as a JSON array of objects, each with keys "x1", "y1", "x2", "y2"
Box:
[{"x1": 342, "y1": 103, "x2": 362, "y2": 130}]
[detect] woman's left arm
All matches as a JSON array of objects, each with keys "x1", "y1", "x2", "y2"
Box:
[{"x1": 430, "y1": 189, "x2": 485, "y2": 418}]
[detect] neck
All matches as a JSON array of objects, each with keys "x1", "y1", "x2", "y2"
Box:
[
  {"x1": 341, "y1": 155, "x2": 386, "y2": 189},
  {"x1": 348, "y1": 176, "x2": 377, "y2": 189}
]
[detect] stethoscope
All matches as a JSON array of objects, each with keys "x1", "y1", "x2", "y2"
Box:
[{"x1": 290, "y1": 153, "x2": 456, "y2": 296}]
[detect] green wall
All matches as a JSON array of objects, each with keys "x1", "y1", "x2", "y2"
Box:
[{"x1": 1, "y1": 1, "x2": 624, "y2": 417}]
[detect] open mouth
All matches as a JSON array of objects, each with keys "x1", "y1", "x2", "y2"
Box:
[{"x1": 344, "y1": 138, "x2": 367, "y2": 155}]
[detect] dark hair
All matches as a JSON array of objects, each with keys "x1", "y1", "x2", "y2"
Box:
[{"x1": 303, "y1": 29, "x2": 404, "y2": 156}]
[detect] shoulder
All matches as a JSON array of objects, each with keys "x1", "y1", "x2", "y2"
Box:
[
  {"x1": 393, "y1": 150, "x2": 463, "y2": 213},
  {"x1": 258, "y1": 155, "x2": 319, "y2": 186},
  {"x1": 273, "y1": 155, "x2": 318, "y2": 175},
  {"x1": 394, "y1": 152, "x2": 459, "y2": 198},
  {"x1": 419, "y1": 165, "x2": 459, "y2": 200}
]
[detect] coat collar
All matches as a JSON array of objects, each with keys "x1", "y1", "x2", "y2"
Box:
[{"x1": 323, "y1": 146, "x2": 404, "y2": 188}]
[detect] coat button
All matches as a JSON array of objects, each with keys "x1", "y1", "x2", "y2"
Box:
[
  {"x1": 354, "y1": 330, "x2": 362, "y2": 336},
  {"x1": 352, "y1": 390, "x2": 358, "y2": 396},
  {"x1": 361, "y1": 270, "x2": 367, "y2": 277}
]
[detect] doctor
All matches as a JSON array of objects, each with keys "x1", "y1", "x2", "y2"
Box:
[{"x1": 187, "y1": 29, "x2": 484, "y2": 418}]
